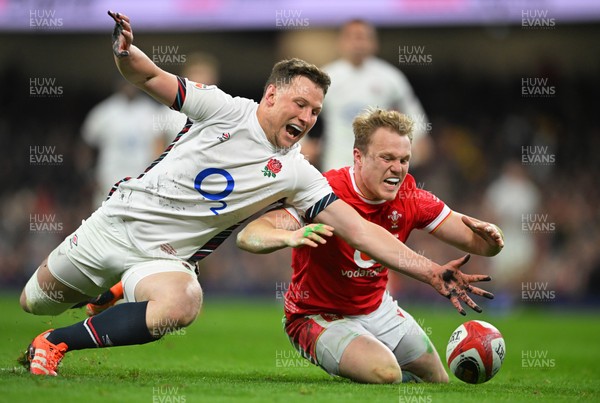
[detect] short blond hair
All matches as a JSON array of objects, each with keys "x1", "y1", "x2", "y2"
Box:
[{"x1": 352, "y1": 108, "x2": 414, "y2": 153}]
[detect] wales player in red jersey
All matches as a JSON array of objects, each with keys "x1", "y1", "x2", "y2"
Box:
[
  {"x1": 20, "y1": 12, "x2": 492, "y2": 377},
  {"x1": 237, "y1": 108, "x2": 504, "y2": 383}
]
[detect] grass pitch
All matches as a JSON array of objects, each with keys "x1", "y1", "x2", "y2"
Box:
[{"x1": 0, "y1": 293, "x2": 598, "y2": 402}]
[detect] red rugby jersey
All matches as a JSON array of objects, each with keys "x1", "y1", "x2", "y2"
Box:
[{"x1": 284, "y1": 167, "x2": 450, "y2": 318}]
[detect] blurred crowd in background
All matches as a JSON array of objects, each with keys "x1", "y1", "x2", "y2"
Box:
[{"x1": 0, "y1": 19, "x2": 599, "y2": 312}]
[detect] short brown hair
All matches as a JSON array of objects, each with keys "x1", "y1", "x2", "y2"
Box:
[
  {"x1": 264, "y1": 58, "x2": 331, "y2": 96},
  {"x1": 353, "y1": 108, "x2": 414, "y2": 153}
]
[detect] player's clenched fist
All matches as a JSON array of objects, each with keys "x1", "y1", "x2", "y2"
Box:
[
  {"x1": 461, "y1": 215, "x2": 504, "y2": 253},
  {"x1": 108, "y1": 11, "x2": 133, "y2": 58}
]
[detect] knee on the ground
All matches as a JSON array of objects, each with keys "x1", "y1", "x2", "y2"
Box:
[
  {"x1": 419, "y1": 367, "x2": 450, "y2": 383},
  {"x1": 370, "y1": 363, "x2": 402, "y2": 384},
  {"x1": 430, "y1": 370, "x2": 449, "y2": 383}
]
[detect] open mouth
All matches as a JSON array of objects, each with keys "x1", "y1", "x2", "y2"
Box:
[
  {"x1": 286, "y1": 124, "x2": 303, "y2": 137},
  {"x1": 383, "y1": 177, "x2": 400, "y2": 186}
]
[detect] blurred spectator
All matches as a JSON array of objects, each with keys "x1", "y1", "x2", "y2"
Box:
[
  {"x1": 302, "y1": 19, "x2": 432, "y2": 170},
  {"x1": 81, "y1": 80, "x2": 166, "y2": 207},
  {"x1": 483, "y1": 160, "x2": 541, "y2": 289}
]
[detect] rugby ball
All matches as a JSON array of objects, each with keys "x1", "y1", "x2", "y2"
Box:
[{"x1": 446, "y1": 320, "x2": 505, "y2": 384}]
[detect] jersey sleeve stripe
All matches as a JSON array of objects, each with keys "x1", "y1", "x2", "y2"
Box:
[
  {"x1": 303, "y1": 192, "x2": 338, "y2": 223},
  {"x1": 170, "y1": 76, "x2": 187, "y2": 111},
  {"x1": 425, "y1": 205, "x2": 452, "y2": 233},
  {"x1": 189, "y1": 222, "x2": 242, "y2": 262},
  {"x1": 106, "y1": 176, "x2": 131, "y2": 201}
]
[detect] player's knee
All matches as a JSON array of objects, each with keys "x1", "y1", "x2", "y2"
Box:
[
  {"x1": 20, "y1": 275, "x2": 73, "y2": 316},
  {"x1": 409, "y1": 354, "x2": 449, "y2": 383},
  {"x1": 430, "y1": 368, "x2": 449, "y2": 383},
  {"x1": 371, "y1": 363, "x2": 402, "y2": 384},
  {"x1": 20, "y1": 289, "x2": 32, "y2": 313},
  {"x1": 438, "y1": 371, "x2": 450, "y2": 383},
  {"x1": 161, "y1": 281, "x2": 202, "y2": 328}
]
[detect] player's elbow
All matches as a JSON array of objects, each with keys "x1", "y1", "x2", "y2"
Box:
[
  {"x1": 337, "y1": 220, "x2": 372, "y2": 251},
  {"x1": 236, "y1": 230, "x2": 268, "y2": 254},
  {"x1": 236, "y1": 229, "x2": 253, "y2": 251}
]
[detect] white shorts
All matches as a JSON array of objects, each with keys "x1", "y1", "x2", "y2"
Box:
[
  {"x1": 47, "y1": 208, "x2": 196, "y2": 302},
  {"x1": 284, "y1": 292, "x2": 431, "y2": 376}
]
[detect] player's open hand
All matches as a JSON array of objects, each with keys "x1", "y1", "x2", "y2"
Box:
[
  {"x1": 462, "y1": 215, "x2": 504, "y2": 252},
  {"x1": 286, "y1": 223, "x2": 334, "y2": 249},
  {"x1": 108, "y1": 11, "x2": 133, "y2": 58},
  {"x1": 431, "y1": 254, "x2": 494, "y2": 315}
]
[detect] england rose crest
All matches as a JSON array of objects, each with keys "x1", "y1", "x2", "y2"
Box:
[{"x1": 262, "y1": 158, "x2": 282, "y2": 178}]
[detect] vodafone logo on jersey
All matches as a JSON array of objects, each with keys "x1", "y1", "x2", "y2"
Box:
[
  {"x1": 340, "y1": 250, "x2": 382, "y2": 278},
  {"x1": 354, "y1": 250, "x2": 376, "y2": 268}
]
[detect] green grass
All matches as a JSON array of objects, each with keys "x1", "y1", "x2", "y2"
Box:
[{"x1": 0, "y1": 293, "x2": 599, "y2": 402}]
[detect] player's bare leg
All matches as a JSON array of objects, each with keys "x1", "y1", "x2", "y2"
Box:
[
  {"x1": 19, "y1": 257, "x2": 200, "y2": 376},
  {"x1": 133, "y1": 271, "x2": 203, "y2": 337},
  {"x1": 396, "y1": 346, "x2": 449, "y2": 383},
  {"x1": 338, "y1": 335, "x2": 402, "y2": 384},
  {"x1": 19, "y1": 257, "x2": 96, "y2": 375}
]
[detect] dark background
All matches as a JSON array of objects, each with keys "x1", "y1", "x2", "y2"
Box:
[{"x1": 1, "y1": 11, "x2": 599, "y2": 311}]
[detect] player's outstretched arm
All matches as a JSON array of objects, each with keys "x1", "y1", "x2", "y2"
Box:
[
  {"x1": 314, "y1": 200, "x2": 493, "y2": 315},
  {"x1": 107, "y1": 11, "x2": 178, "y2": 107},
  {"x1": 432, "y1": 212, "x2": 504, "y2": 257},
  {"x1": 237, "y1": 209, "x2": 334, "y2": 254}
]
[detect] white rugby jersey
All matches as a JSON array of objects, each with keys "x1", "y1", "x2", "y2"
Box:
[
  {"x1": 320, "y1": 57, "x2": 428, "y2": 171},
  {"x1": 102, "y1": 77, "x2": 335, "y2": 261},
  {"x1": 81, "y1": 93, "x2": 165, "y2": 205}
]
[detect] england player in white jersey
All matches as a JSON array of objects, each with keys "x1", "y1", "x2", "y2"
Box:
[
  {"x1": 18, "y1": 11, "x2": 493, "y2": 376},
  {"x1": 302, "y1": 19, "x2": 432, "y2": 171}
]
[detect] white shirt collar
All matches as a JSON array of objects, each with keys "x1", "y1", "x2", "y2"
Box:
[{"x1": 348, "y1": 166, "x2": 387, "y2": 205}]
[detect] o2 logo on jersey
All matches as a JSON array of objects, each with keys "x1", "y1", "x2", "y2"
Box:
[
  {"x1": 194, "y1": 168, "x2": 234, "y2": 215},
  {"x1": 353, "y1": 250, "x2": 377, "y2": 269}
]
